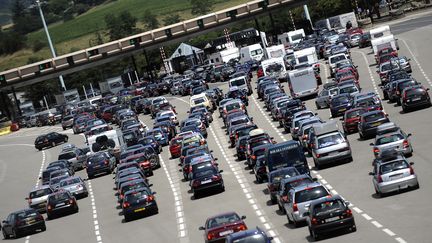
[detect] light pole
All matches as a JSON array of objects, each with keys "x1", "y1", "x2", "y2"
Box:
[{"x1": 36, "y1": 0, "x2": 66, "y2": 91}]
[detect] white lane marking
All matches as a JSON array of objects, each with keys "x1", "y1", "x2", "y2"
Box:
[
  {"x1": 159, "y1": 154, "x2": 188, "y2": 239},
  {"x1": 353, "y1": 207, "x2": 363, "y2": 214},
  {"x1": 395, "y1": 237, "x2": 408, "y2": 243},
  {"x1": 401, "y1": 39, "x2": 432, "y2": 85},
  {"x1": 209, "y1": 123, "x2": 282, "y2": 243},
  {"x1": 371, "y1": 220, "x2": 383, "y2": 228},
  {"x1": 362, "y1": 213, "x2": 372, "y2": 221},
  {"x1": 383, "y1": 228, "x2": 396, "y2": 237},
  {"x1": 352, "y1": 50, "x2": 384, "y2": 100},
  {"x1": 88, "y1": 180, "x2": 103, "y2": 243}
]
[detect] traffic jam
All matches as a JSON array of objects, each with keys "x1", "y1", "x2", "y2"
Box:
[{"x1": 1, "y1": 21, "x2": 429, "y2": 243}]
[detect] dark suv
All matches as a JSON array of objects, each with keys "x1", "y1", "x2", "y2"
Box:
[{"x1": 401, "y1": 85, "x2": 431, "y2": 112}]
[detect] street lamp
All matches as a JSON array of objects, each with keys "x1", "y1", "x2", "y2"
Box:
[{"x1": 35, "y1": 0, "x2": 67, "y2": 91}]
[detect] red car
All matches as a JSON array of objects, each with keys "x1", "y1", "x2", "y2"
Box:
[
  {"x1": 199, "y1": 212, "x2": 247, "y2": 243},
  {"x1": 341, "y1": 108, "x2": 367, "y2": 134},
  {"x1": 169, "y1": 137, "x2": 183, "y2": 158},
  {"x1": 257, "y1": 67, "x2": 264, "y2": 78},
  {"x1": 10, "y1": 122, "x2": 20, "y2": 131}
]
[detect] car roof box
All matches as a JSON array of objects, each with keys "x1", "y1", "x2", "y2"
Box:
[{"x1": 312, "y1": 120, "x2": 339, "y2": 136}]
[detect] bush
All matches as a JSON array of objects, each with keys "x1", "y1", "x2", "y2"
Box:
[
  {"x1": 74, "y1": 4, "x2": 90, "y2": 15},
  {"x1": 32, "y1": 40, "x2": 46, "y2": 52},
  {"x1": 27, "y1": 56, "x2": 44, "y2": 65}
]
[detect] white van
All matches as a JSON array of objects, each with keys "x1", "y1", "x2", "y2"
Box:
[
  {"x1": 287, "y1": 29, "x2": 305, "y2": 45},
  {"x1": 288, "y1": 67, "x2": 319, "y2": 98},
  {"x1": 229, "y1": 76, "x2": 249, "y2": 94},
  {"x1": 261, "y1": 57, "x2": 287, "y2": 81},
  {"x1": 239, "y1": 44, "x2": 264, "y2": 63},
  {"x1": 264, "y1": 44, "x2": 286, "y2": 59},
  {"x1": 370, "y1": 25, "x2": 392, "y2": 40},
  {"x1": 371, "y1": 35, "x2": 398, "y2": 56}
]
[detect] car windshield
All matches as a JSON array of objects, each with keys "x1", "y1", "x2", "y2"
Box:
[
  {"x1": 193, "y1": 167, "x2": 217, "y2": 179},
  {"x1": 122, "y1": 182, "x2": 146, "y2": 193},
  {"x1": 376, "y1": 134, "x2": 404, "y2": 145},
  {"x1": 313, "y1": 199, "x2": 345, "y2": 216},
  {"x1": 16, "y1": 210, "x2": 38, "y2": 219},
  {"x1": 226, "y1": 103, "x2": 241, "y2": 111},
  {"x1": 49, "y1": 192, "x2": 70, "y2": 202},
  {"x1": 59, "y1": 178, "x2": 81, "y2": 187},
  {"x1": 231, "y1": 79, "x2": 246, "y2": 86},
  {"x1": 295, "y1": 186, "x2": 329, "y2": 203},
  {"x1": 232, "y1": 234, "x2": 266, "y2": 243},
  {"x1": 207, "y1": 213, "x2": 241, "y2": 228},
  {"x1": 193, "y1": 98, "x2": 206, "y2": 105},
  {"x1": 317, "y1": 133, "x2": 344, "y2": 149},
  {"x1": 58, "y1": 152, "x2": 75, "y2": 160},
  {"x1": 380, "y1": 160, "x2": 409, "y2": 174},
  {"x1": 346, "y1": 109, "x2": 366, "y2": 119},
  {"x1": 406, "y1": 88, "x2": 424, "y2": 96},
  {"x1": 339, "y1": 86, "x2": 357, "y2": 94},
  {"x1": 364, "y1": 113, "x2": 385, "y2": 122},
  {"x1": 29, "y1": 188, "x2": 52, "y2": 198},
  {"x1": 125, "y1": 190, "x2": 150, "y2": 202}
]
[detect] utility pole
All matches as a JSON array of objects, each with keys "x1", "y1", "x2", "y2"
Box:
[{"x1": 36, "y1": 0, "x2": 66, "y2": 91}]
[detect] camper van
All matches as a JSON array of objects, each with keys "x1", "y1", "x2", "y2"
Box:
[
  {"x1": 293, "y1": 47, "x2": 320, "y2": 73},
  {"x1": 264, "y1": 45, "x2": 286, "y2": 59},
  {"x1": 208, "y1": 48, "x2": 240, "y2": 65},
  {"x1": 371, "y1": 35, "x2": 398, "y2": 56},
  {"x1": 370, "y1": 25, "x2": 392, "y2": 40},
  {"x1": 287, "y1": 29, "x2": 305, "y2": 45},
  {"x1": 239, "y1": 44, "x2": 264, "y2": 64},
  {"x1": 261, "y1": 57, "x2": 287, "y2": 81},
  {"x1": 287, "y1": 67, "x2": 319, "y2": 98}
]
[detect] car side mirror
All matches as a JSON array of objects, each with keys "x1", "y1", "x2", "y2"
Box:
[
  {"x1": 312, "y1": 178, "x2": 318, "y2": 182},
  {"x1": 25, "y1": 197, "x2": 29, "y2": 200},
  {"x1": 426, "y1": 88, "x2": 430, "y2": 91},
  {"x1": 369, "y1": 143, "x2": 374, "y2": 146},
  {"x1": 39, "y1": 177, "x2": 42, "y2": 180},
  {"x1": 340, "y1": 118, "x2": 344, "y2": 121},
  {"x1": 199, "y1": 226, "x2": 205, "y2": 230},
  {"x1": 409, "y1": 162, "x2": 414, "y2": 165},
  {"x1": 241, "y1": 215, "x2": 247, "y2": 220},
  {"x1": 368, "y1": 172, "x2": 374, "y2": 176},
  {"x1": 345, "y1": 201, "x2": 351, "y2": 206},
  {"x1": 215, "y1": 163, "x2": 219, "y2": 166},
  {"x1": 407, "y1": 133, "x2": 412, "y2": 137},
  {"x1": 152, "y1": 191, "x2": 157, "y2": 195},
  {"x1": 314, "y1": 113, "x2": 318, "y2": 115},
  {"x1": 219, "y1": 170, "x2": 224, "y2": 173},
  {"x1": 2, "y1": 220, "x2": 7, "y2": 224},
  {"x1": 148, "y1": 184, "x2": 153, "y2": 187},
  {"x1": 210, "y1": 150, "x2": 214, "y2": 153},
  {"x1": 214, "y1": 158, "x2": 218, "y2": 161}
]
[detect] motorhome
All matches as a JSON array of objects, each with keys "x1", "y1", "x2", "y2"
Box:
[
  {"x1": 264, "y1": 45, "x2": 286, "y2": 59},
  {"x1": 370, "y1": 25, "x2": 392, "y2": 40},
  {"x1": 371, "y1": 35, "x2": 398, "y2": 56},
  {"x1": 287, "y1": 29, "x2": 305, "y2": 45},
  {"x1": 287, "y1": 67, "x2": 319, "y2": 98},
  {"x1": 293, "y1": 47, "x2": 320, "y2": 72},
  {"x1": 239, "y1": 44, "x2": 264, "y2": 63},
  {"x1": 99, "y1": 77, "x2": 124, "y2": 95},
  {"x1": 261, "y1": 57, "x2": 287, "y2": 81},
  {"x1": 63, "y1": 89, "x2": 80, "y2": 104},
  {"x1": 208, "y1": 48, "x2": 240, "y2": 65}
]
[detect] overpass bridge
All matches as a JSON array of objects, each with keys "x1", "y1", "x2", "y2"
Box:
[{"x1": 0, "y1": 0, "x2": 310, "y2": 90}]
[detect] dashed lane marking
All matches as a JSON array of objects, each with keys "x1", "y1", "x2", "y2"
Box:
[
  {"x1": 401, "y1": 39, "x2": 432, "y2": 86},
  {"x1": 88, "y1": 180, "x2": 103, "y2": 243}
]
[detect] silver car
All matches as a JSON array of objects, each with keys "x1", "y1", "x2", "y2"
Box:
[
  {"x1": 369, "y1": 155, "x2": 419, "y2": 196},
  {"x1": 58, "y1": 148, "x2": 87, "y2": 171},
  {"x1": 371, "y1": 131, "x2": 413, "y2": 158},
  {"x1": 62, "y1": 115, "x2": 74, "y2": 130},
  {"x1": 312, "y1": 122, "x2": 352, "y2": 169},
  {"x1": 26, "y1": 186, "x2": 53, "y2": 213},
  {"x1": 284, "y1": 182, "x2": 331, "y2": 227},
  {"x1": 315, "y1": 87, "x2": 339, "y2": 109},
  {"x1": 291, "y1": 112, "x2": 316, "y2": 140},
  {"x1": 58, "y1": 176, "x2": 88, "y2": 199},
  {"x1": 349, "y1": 33, "x2": 362, "y2": 47},
  {"x1": 49, "y1": 175, "x2": 70, "y2": 191}
]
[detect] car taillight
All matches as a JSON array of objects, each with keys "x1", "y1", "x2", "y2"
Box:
[
  {"x1": 123, "y1": 202, "x2": 130, "y2": 208},
  {"x1": 207, "y1": 232, "x2": 216, "y2": 241},
  {"x1": 281, "y1": 195, "x2": 288, "y2": 202},
  {"x1": 192, "y1": 180, "x2": 201, "y2": 187},
  {"x1": 251, "y1": 155, "x2": 256, "y2": 160},
  {"x1": 373, "y1": 148, "x2": 380, "y2": 154},
  {"x1": 316, "y1": 153, "x2": 320, "y2": 158},
  {"x1": 47, "y1": 205, "x2": 53, "y2": 211},
  {"x1": 236, "y1": 224, "x2": 247, "y2": 231},
  {"x1": 146, "y1": 195, "x2": 154, "y2": 202},
  {"x1": 120, "y1": 194, "x2": 124, "y2": 199},
  {"x1": 409, "y1": 166, "x2": 415, "y2": 175},
  {"x1": 104, "y1": 160, "x2": 109, "y2": 165},
  {"x1": 403, "y1": 140, "x2": 409, "y2": 148},
  {"x1": 212, "y1": 175, "x2": 221, "y2": 181},
  {"x1": 311, "y1": 217, "x2": 318, "y2": 225},
  {"x1": 69, "y1": 199, "x2": 74, "y2": 204},
  {"x1": 302, "y1": 135, "x2": 308, "y2": 140},
  {"x1": 293, "y1": 203, "x2": 298, "y2": 212},
  {"x1": 345, "y1": 209, "x2": 352, "y2": 217},
  {"x1": 28, "y1": 198, "x2": 32, "y2": 204},
  {"x1": 377, "y1": 174, "x2": 383, "y2": 183}
]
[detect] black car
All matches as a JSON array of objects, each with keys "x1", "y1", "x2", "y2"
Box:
[
  {"x1": 86, "y1": 152, "x2": 116, "y2": 179},
  {"x1": 46, "y1": 191, "x2": 78, "y2": 219},
  {"x1": 306, "y1": 195, "x2": 356, "y2": 240},
  {"x1": 35, "y1": 132, "x2": 69, "y2": 151},
  {"x1": 189, "y1": 164, "x2": 224, "y2": 199},
  {"x1": 358, "y1": 110, "x2": 390, "y2": 139},
  {"x1": 253, "y1": 155, "x2": 267, "y2": 183},
  {"x1": 122, "y1": 188, "x2": 158, "y2": 222},
  {"x1": 1, "y1": 209, "x2": 45, "y2": 239},
  {"x1": 330, "y1": 94, "x2": 353, "y2": 118},
  {"x1": 235, "y1": 136, "x2": 248, "y2": 161},
  {"x1": 248, "y1": 144, "x2": 271, "y2": 169},
  {"x1": 401, "y1": 85, "x2": 431, "y2": 112}
]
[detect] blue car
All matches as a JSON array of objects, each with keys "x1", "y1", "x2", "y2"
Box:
[
  {"x1": 225, "y1": 227, "x2": 273, "y2": 243},
  {"x1": 330, "y1": 93, "x2": 353, "y2": 118},
  {"x1": 145, "y1": 128, "x2": 169, "y2": 146},
  {"x1": 139, "y1": 136, "x2": 162, "y2": 153}
]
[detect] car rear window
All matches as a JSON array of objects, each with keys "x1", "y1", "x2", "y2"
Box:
[
  {"x1": 58, "y1": 152, "x2": 76, "y2": 160},
  {"x1": 59, "y1": 178, "x2": 81, "y2": 187},
  {"x1": 313, "y1": 199, "x2": 345, "y2": 216},
  {"x1": 30, "y1": 188, "x2": 52, "y2": 198},
  {"x1": 346, "y1": 109, "x2": 366, "y2": 119},
  {"x1": 364, "y1": 113, "x2": 385, "y2": 122},
  {"x1": 125, "y1": 190, "x2": 150, "y2": 202},
  {"x1": 16, "y1": 210, "x2": 38, "y2": 219},
  {"x1": 232, "y1": 234, "x2": 266, "y2": 243},
  {"x1": 406, "y1": 88, "x2": 424, "y2": 96},
  {"x1": 122, "y1": 182, "x2": 146, "y2": 194},
  {"x1": 380, "y1": 160, "x2": 409, "y2": 174},
  {"x1": 295, "y1": 186, "x2": 329, "y2": 203},
  {"x1": 226, "y1": 103, "x2": 241, "y2": 111},
  {"x1": 49, "y1": 192, "x2": 70, "y2": 203},
  {"x1": 193, "y1": 167, "x2": 217, "y2": 179},
  {"x1": 376, "y1": 134, "x2": 404, "y2": 145},
  {"x1": 317, "y1": 133, "x2": 344, "y2": 149},
  {"x1": 207, "y1": 213, "x2": 240, "y2": 228}
]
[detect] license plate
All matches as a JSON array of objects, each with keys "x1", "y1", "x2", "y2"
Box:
[
  {"x1": 372, "y1": 122, "x2": 381, "y2": 127},
  {"x1": 412, "y1": 97, "x2": 421, "y2": 101},
  {"x1": 28, "y1": 220, "x2": 36, "y2": 224},
  {"x1": 326, "y1": 216, "x2": 340, "y2": 223},
  {"x1": 390, "y1": 174, "x2": 404, "y2": 181},
  {"x1": 339, "y1": 108, "x2": 346, "y2": 112},
  {"x1": 219, "y1": 230, "x2": 234, "y2": 236},
  {"x1": 134, "y1": 208, "x2": 145, "y2": 213},
  {"x1": 329, "y1": 151, "x2": 339, "y2": 156},
  {"x1": 202, "y1": 179, "x2": 212, "y2": 184}
]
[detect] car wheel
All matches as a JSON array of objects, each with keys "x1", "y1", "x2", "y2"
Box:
[
  {"x1": 64, "y1": 137, "x2": 68, "y2": 142},
  {"x1": 270, "y1": 195, "x2": 277, "y2": 204},
  {"x1": 359, "y1": 132, "x2": 364, "y2": 140},
  {"x1": 41, "y1": 224, "x2": 46, "y2": 232},
  {"x1": 311, "y1": 229, "x2": 319, "y2": 241},
  {"x1": 375, "y1": 188, "x2": 381, "y2": 197},
  {"x1": 256, "y1": 175, "x2": 263, "y2": 184},
  {"x1": 350, "y1": 224, "x2": 357, "y2": 232},
  {"x1": 413, "y1": 183, "x2": 420, "y2": 190},
  {"x1": 124, "y1": 214, "x2": 131, "y2": 222},
  {"x1": 3, "y1": 230, "x2": 10, "y2": 239},
  {"x1": 287, "y1": 214, "x2": 294, "y2": 224},
  {"x1": 278, "y1": 203, "x2": 285, "y2": 213},
  {"x1": 63, "y1": 127, "x2": 66, "y2": 130},
  {"x1": 193, "y1": 192, "x2": 199, "y2": 199},
  {"x1": 12, "y1": 229, "x2": 19, "y2": 239},
  {"x1": 51, "y1": 141, "x2": 56, "y2": 147},
  {"x1": 313, "y1": 159, "x2": 320, "y2": 170},
  {"x1": 315, "y1": 102, "x2": 321, "y2": 110}
]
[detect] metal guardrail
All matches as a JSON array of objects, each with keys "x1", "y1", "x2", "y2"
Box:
[{"x1": 0, "y1": 0, "x2": 304, "y2": 88}]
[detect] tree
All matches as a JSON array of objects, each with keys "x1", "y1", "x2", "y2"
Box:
[
  {"x1": 105, "y1": 11, "x2": 137, "y2": 41},
  {"x1": 191, "y1": 0, "x2": 213, "y2": 15},
  {"x1": 163, "y1": 14, "x2": 182, "y2": 26},
  {"x1": 142, "y1": 9, "x2": 159, "y2": 30},
  {"x1": 10, "y1": 0, "x2": 25, "y2": 23}
]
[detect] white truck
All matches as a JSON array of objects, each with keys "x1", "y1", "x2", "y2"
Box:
[
  {"x1": 63, "y1": 89, "x2": 80, "y2": 104},
  {"x1": 287, "y1": 67, "x2": 319, "y2": 98},
  {"x1": 19, "y1": 101, "x2": 36, "y2": 116},
  {"x1": 207, "y1": 48, "x2": 240, "y2": 65},
  {"x1": 261, "y1": 57, "x2": 287, "y2": 81},
  {"x1": 239, "y1": 44, "x2": 264, "y2": 64},
  {"x1": 264, "y1": 44, "x2": 286, "y2": 59},
  {"x1": 99, "y1": 77, "x2": 124, "y2": 95}
]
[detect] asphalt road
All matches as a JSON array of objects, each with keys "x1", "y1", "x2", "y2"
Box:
[{"x1": 1, "y1": 11, "x2": 432, "y2": 243}]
